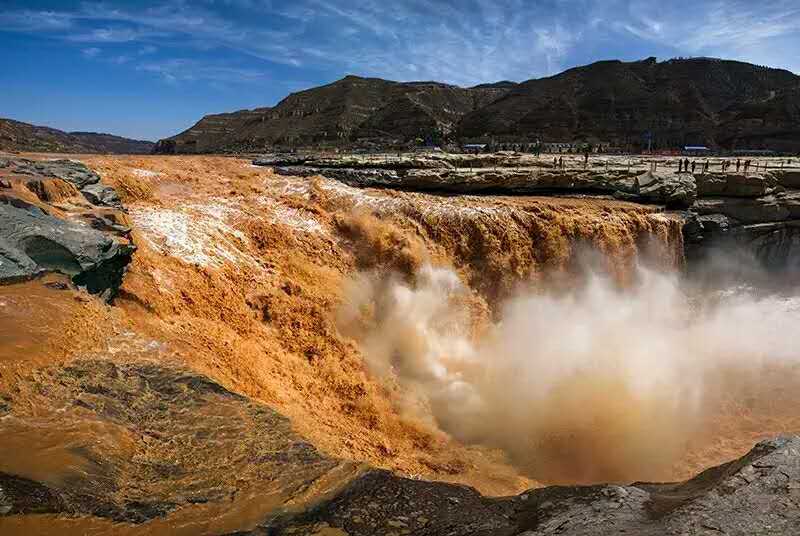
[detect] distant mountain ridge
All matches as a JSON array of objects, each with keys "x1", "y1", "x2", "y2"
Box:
[
  {"x1": 157, "y1": 57, "x2": 800, "y2": 154},
  {"x1": 0, "y1": 118, "x2": 154, "y2": 154}
]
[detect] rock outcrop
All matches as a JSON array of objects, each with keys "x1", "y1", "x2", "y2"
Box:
[
  {"x1": 0, "y1": 359, "x2": 350, "y2": 525},
  {"x1": 261, "y1": 157, "x2": 697, "y2": 208},
  {"x1": 7, "y1": 158, "x2": 122, "y2": 208},
  {"x1": 257, "y1": 436, "x2": 800, "y2": 535},
  {"x1": 0, "y1": 158, "x2": 133, "y2": 296}
]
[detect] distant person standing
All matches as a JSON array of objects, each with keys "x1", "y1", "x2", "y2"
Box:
[
  {"x1": 559, "y1": 156, "x2": 564, "y2": 169},
  {"x1": 553, "y1": 157, "x2": 558, "y2": 168},
  {"x1": 684, "y1": 157, "x2": 690, "y2": 172},
  {"x1": 736, "y1": 159, "x2": 741, "y2": 172},
  {"x1": 678, "y1": 159, "x2": 683, "y2": 173},
  {"x1": 691, "y1": 161, "x2": 696, "y2": 173}
]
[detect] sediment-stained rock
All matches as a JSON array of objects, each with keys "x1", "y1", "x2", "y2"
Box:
[
  {"x1": 0, "y1": 201, "x2": 133, "y2": 293},
  {"x1": 0, "y1": 359, "x2": 349, "y2": 526},
  {"x1": 6, "y1": 158, "x2": 123, "y2": 208},
  {"x1": 0, "y1": 157, "x2": 134, "y2": 295}
]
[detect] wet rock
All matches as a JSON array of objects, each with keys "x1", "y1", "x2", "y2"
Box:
[
  {"x1": 80, "y1": 182, "x2": 122, "y2": 209},
  {"x1": 0, "y1": 359, "x2": 345, "y2": 525},
  {"x1": 0, "y1": 473, "x2": 65, "y2": 515},
  {"x1": 0, "y1": 157, "x2": 134, "y2": 296},
  {"x1": 8, "y1": 158, "x2": 121, "y2": 208},
  {"x1": 0, "y1": 198, "x2": 134, "y2": 294},
  {"x1": 258, "y1": 436, "x2": 800, "y2": 536}
]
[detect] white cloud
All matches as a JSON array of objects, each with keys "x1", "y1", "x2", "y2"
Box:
[
  {"x1": 2, "y1": 0, "x2": 799, "y2": 86},
  {"x1": 82, "y1": 47, "x2": 101, "y2": 58},
  {"x1": 137, "y1": 58, "x2": 266, "y2": 83}
]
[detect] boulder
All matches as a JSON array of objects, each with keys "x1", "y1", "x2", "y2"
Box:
[
  {"x1": 13, "y1": 158, "x2": 102, "y2": 189},
  {"x1": 8, "y1": 158, "x2": 121, "y2": 208},
  {"x1": 0, "y1": 201, "x2": 134, "y2": 295},
  {"x1": 695, "y1": 172, "x2": 779, "y2": 197},
  {"x1": 80, "y1": 182, "x2": 123, "y2": 209},
  {"x1": 768, "y1": 169, "x2": 800, "y2": 189},
  {"x1": 635, "y1": 171, "x2": 696, "y2": 208},
  {"x1": 693, "y1": 196, "x2": 791, "y2": 224}
]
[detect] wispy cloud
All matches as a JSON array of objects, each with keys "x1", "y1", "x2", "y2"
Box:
[
  {"x1": 82, "y1": 47, "x2": 101, "y2": 58},
  {"x1": 137, "y1": 58, "x2": 266, "y2": 84},
  {"x1": 1, "y1": 0, "x2": 799, "y2": 88}
]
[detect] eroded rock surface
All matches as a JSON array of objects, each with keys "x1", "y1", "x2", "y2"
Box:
[
  {"x1": 6, "y1": 158, "x2": 122, "y2": 208},
  {"x1": 246, "y1": 437, "x2": 800, "y2": 536},
  {"x1": 0, "y1": 359, "x2": 352, "y2": 529},
  {"x1": 0, "y1": 157, "x2": 133, "y2": 295},
  {"x1": 266, "y1": 161, "x2": 696, "y2": 208}
]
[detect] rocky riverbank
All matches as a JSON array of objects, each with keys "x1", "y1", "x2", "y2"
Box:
[
  {"x1": 0, "y1": 157, "x2": 134, "y2": 298},
  {"x1": 256, "y1": 153, "x2": 800, "y2": 273}
]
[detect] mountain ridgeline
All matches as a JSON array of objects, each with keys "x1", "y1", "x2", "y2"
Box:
[
  {"x1": 0, "y1": 118, "x2": 155, "y2": 154},
  {"x1": 156, "y1": 57, "x2": 800, "y2": 154}
]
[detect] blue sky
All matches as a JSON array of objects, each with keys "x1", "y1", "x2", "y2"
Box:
[{"x1": 2, "y1": 0, "x2": 799, "y2": 141}]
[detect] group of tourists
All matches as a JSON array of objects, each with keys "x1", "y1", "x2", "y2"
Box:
[{"x1": 676, "y1": 158, "x2": 789, "y2": 174}]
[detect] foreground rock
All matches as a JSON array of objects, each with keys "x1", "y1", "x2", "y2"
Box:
[
  {"x1": 0, "y1": 157, "x2": 133, "y2": 296},
  {"x1": 243, "y1": 436, "x2": 800, "y2": 535},
  {"x1": 0, "y1": 358, "x2": 352, "y2": 530},
  {"x1": 3, "y1": 354, "x2": 799, "y2": 535}
]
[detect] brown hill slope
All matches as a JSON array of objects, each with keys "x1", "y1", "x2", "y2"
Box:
[
  {"x1": 158, "y1": 57, "x2": 800, "y2": 153},
  {"x1": 458, "y1": 57, "x2": 800, "y2": 149},
  {"x1": 0, "y1": 118, "x2": 154, "y2": 154},
  {"x1": 156, "y1": 76, "x2": 512, "y2": 153}
]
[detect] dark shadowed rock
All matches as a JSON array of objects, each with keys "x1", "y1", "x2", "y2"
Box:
[
  {"x1": 80, "y1": 182, "x2": 122, "y2": 209},
  {"x1": 0, "y1": 201, "x2": 133, "y2": 293},
  {"x1": 769, "y1": 169, "x2": 800, "y2": 189},
  {"x1": 0, "y1": 473, "x2": 65, "y2": 516},
  {"x1": 0, "y1": 158, "x2": 134, "y2": 295},
  {"x1": 250, "y1": 437, "x2": 800, "y2": 536}
]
